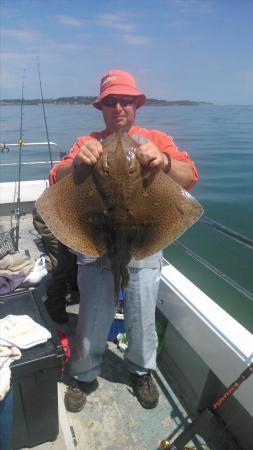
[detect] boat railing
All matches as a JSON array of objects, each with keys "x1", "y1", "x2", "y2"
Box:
[
  {"x1": 0, "y1": 141, "x2": 66, "y2": 166},
  {"x1": 1, "y1": 140, "x2": 253, "y2": 302},
  {"x1": 174, "y1": 217, "x2": 253, "y2": 302}
]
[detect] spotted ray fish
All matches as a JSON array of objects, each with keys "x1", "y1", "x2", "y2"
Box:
[{"x1": 36, "y1": 131, "x2": 203, "y2": 301}]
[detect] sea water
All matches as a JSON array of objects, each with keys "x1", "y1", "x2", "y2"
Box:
[{"x1": 1, "y1": 104, "x2": 253, "y2": 331}]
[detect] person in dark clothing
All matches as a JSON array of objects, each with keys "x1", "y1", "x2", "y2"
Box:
[
  {"x1": 32, "y1": 207, "x2": 78, "y2": 323},
  {"x1": 32, "y1": 207, "x2": 58, "y2": 271}
]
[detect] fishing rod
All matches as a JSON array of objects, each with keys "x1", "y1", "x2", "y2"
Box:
[
  {"x1": 37, "y1": 56, "x2": 53, "y2": 168},
  {"x1": 14, "y1": 70, "x2": 26, "y2": 251},
  {"x1": 160, "y1": 361, "x2": 253, "y2": 449}
]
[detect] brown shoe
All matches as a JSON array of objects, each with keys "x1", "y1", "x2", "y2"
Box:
[
  {"x1": 64, "y1": 379, "x2": 86, "y2": 412},
  {"x1": 130, "y1": 373, "x2": 159, "y2": 409},
  {"x1": 64, "y1": 378, "x2": 98, "y2": 413}
]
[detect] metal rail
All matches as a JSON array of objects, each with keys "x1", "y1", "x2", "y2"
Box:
[
  {"x1": 174, "y1": 216, "x2": 253, "y2": 301},
  {"x1": 174, "y1": 210, "x2": 253, "y2": 301},
  {"x1": 175, "y1": 241, "x2": 253, "y2": 302},
  {"x1": 1, "y1": 161, "x2": 60, "y2": 166},
  {"x1": 0, "y1": 141, "x2": 65, "y2": 152},
  {"x1": 200, "y1": 215, "x2": 253, "y2": 251},
  {"x1": 0, "y1": 141, "x2": 66, "y2": 167}
]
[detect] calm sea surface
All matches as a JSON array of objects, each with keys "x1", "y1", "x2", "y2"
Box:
[{"x1": 1, "y1": 104, "x2": 253, "y2": 332}]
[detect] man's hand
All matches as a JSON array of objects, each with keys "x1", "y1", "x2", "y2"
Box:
[
  {"x1": 136, "y1": 142, "x2": 171, "y2": 173},
  {"x1": 74, "y1": 139, "x2": 103, "y2": 166}
]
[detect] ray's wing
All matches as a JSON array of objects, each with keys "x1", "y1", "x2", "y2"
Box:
[
  {"x1": 36, "y1": 165, "x2": 107, "y2": 256},
  {"x1": 36, "y1": 133, "x2": 203, "y2": 263},
  {"x1": 130, "y1": 170, "x2": 204, "y2": 260}
]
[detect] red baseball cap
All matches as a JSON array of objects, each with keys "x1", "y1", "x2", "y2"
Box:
[{"x1": 93, "y1": 70, "x2": 146, "y2": 110}]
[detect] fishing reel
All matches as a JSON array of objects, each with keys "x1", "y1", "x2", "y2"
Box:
[
  {"x1": 13, "y1": 207, "x2": 26, "y2": 221},
  {"x1": 0, "y1": 143, "x2": 10, "y2": 153}
]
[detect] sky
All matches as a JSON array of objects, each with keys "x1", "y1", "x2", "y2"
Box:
[{"x1": 1, "y1": 0, "x2": 253, "y2": 105}]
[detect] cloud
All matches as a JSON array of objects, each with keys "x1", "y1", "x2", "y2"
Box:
[
  {"x1": 166, "y1": 20, "x2": 189, "y2": 28},
  {"x1": 1, "y1": 52, "x2": 35, "y2": 60},
  {"x1": 1, "y1": 51, "x2": 64, "y2": 64},
  {"x1": 171, "y1": 0, "x2": 213, "y2": 14},
  {"x1": 56, "y1": 15, "x2": 84, "y2": 27},
  {"x1": 177, "y1": 36, "x2": 203, "y2": 47},
  {"x1": 97, "y1": 12, "x2": 134, "y2": 32},
  {"x1": 122, "y1": 34, "x2": 153, "y2": 46},
  {"x1": 58, "y1": 43, "x2": 89, "y2": 50},
  {"x1": 1, "y1": 29, "x2": 39, "y2": 41},
  {"x1": 239, "y1": 70, "x2": 253, "y2": 83}
]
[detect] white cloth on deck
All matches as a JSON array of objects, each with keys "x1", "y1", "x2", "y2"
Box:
[
  {"x1": 0, "y1": 314, "x2": 51, "y2": 349},
  {"x1": 22, "y1": 255, "x2": 47, "y2": 286}
]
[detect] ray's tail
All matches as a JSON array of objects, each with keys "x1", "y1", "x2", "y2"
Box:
[{"x1": 105, "y1": 228, "x2": 131, "y2": 304}]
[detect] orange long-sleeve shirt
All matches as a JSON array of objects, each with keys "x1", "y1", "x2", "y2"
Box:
[{"x1": 49, "y1": 125, "x2": 198, "y2": 190}]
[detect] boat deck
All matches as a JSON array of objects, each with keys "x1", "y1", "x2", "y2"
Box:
[
  {"x1": 20, "y1": 352, "x2": 208, "y2": 450},
  {"x1": 0, "y1": 214, "x2": 218, "y2": 449}
]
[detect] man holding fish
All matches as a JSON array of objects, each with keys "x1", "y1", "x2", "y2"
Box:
[{"x1": 40, "y1": 70, "x2": 200, "y2": 412}]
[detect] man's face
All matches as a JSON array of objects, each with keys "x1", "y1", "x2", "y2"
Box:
[{"x1": 101, "y1": 95, "x2": 137, "y2": 132}]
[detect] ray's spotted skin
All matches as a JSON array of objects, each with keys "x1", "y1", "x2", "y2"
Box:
[{"x1": 36, "y1": 132, "x2": 203, "y2": 299}]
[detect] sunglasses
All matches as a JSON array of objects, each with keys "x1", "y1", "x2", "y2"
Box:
[{"x1": 102, "y1": 96, "x2": 136, "y2": 107}]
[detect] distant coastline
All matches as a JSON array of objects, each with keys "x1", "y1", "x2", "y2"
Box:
[{"x1": 0, "y1": 96, "x2": 212, "y2": 106}]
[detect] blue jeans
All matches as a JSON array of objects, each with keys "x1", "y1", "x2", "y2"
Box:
[
  {"x1": 0, "y1": 388, "x2": 13, "y2": 450},
  {"x1": 69, "y1": 253, "x2": 162, "y2": 381}
]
